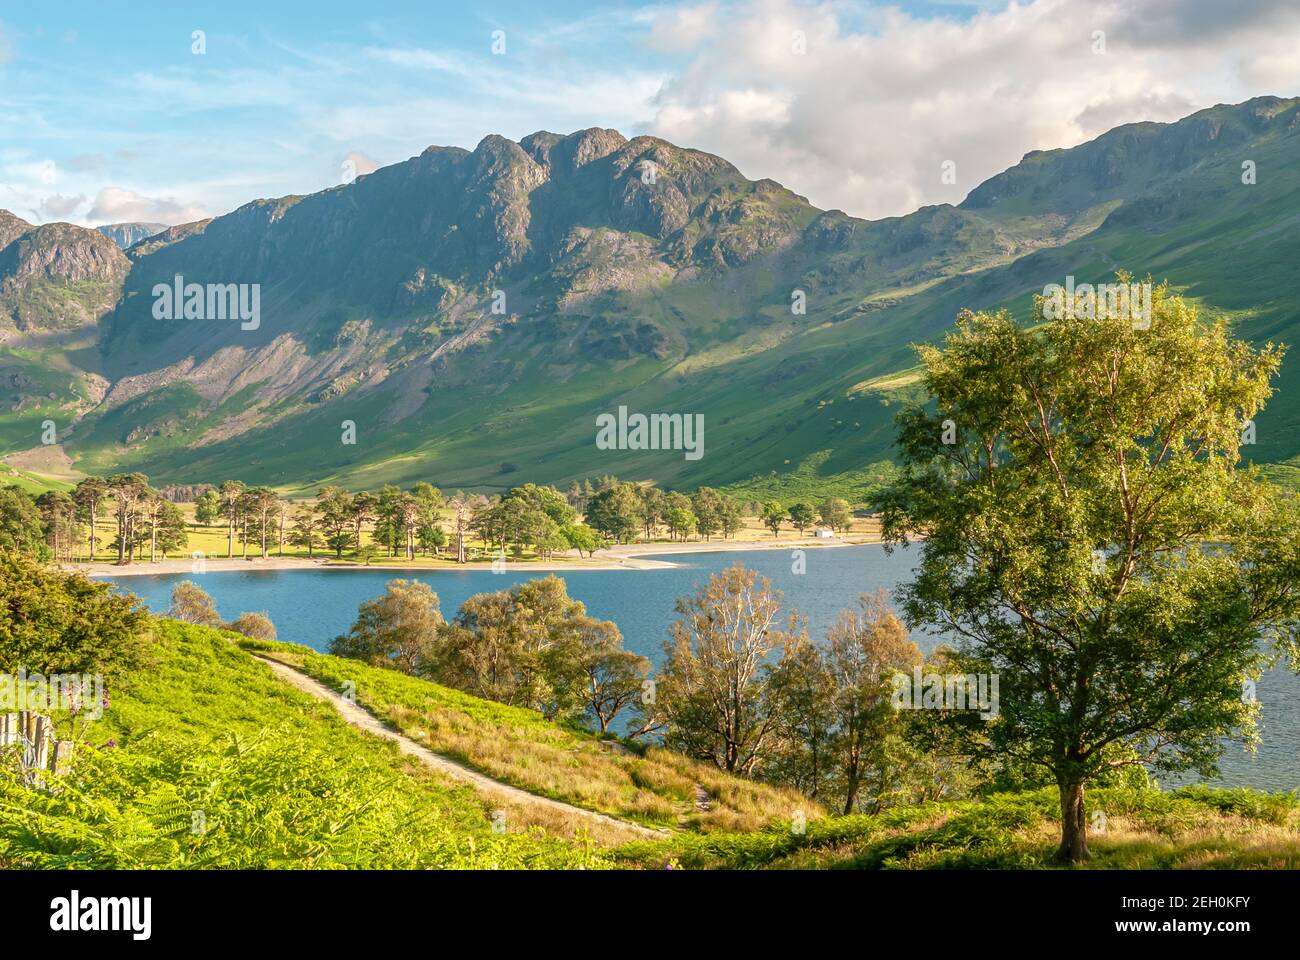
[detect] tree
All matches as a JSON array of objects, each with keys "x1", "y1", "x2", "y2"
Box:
[
  {"x1": 586, "y1": 483, "x2": 642, "y2": 543},
  {"x1": 411, "y1": 482, "x2": 444, "y2": 556},
  {"x1": 247, "y1": 488, "x2": 279, "y2": 559},
  {"x1": 290, "y1": 503, "x2": 320, "y2": 557},
  {"x1": 218, "y1": 480, "x2": 246, "y2": 559},
  {"x1": 37, "y1": 490, "x2": 79, "y2": 563},
  {"x1": 639, "y1": 485, "x2": 665, "y2": 539},
  {"x1": 331, "y1": 579, "x2": 445, "y2": 673},
  {"x1": 72, "y1": 477, "x2": 108, "y2": 561},
  {"x1": 825, "y1": 592, "x2": 921, "y2": 813},
  {"x1": 788, "y1": 501, "x2": 816, "y2": 534},
  {"x1": 0, "y1": 550, "x2": 147, "y2": 680},
  {"x1": 431, "y1": 576, "x2": 605, "y2": 714},
  {"x1": 315, "y1": 486, "x2": 355, "y2": 558},
  {"x1": 153, "y1": 499, "x2": 189, "y2": 559},
  {"x1": 765, "y1": 636, "x2": 836, "y2": 800},
  {"x1": 819, "y1": 497, "x2": 852, "y2": 534},
  {"x1": 692, "y1": 487, "x2": 723, "y2": 540},
  {"x1": 350, "y1": 491, "x2": 377, "y2": 559},
  {"x1": 665, "y1": 505, "x2": 696, "y2": 541},
  {"x1": 0, "y1": 486, "x2": 50, "y2": 560},
  {"x1": 447, "y1": 492, "x2": 476, "y2": 564},
  {"x1": 107, "y1": 473, "x2": 148, "y2": 564},
  {"x1": 168, "y1": 580, "x2": 222, "y2": 627},
  {"x1": 561, "y1": 522, "x2": 601, "y2": 558},
  {"x1": 881, "y1": 283, "x2": 1300, "y2": 862},
  {"x1": 657, "y1": 564, "x2": 798, "y2": 774},
  {"x1": 761, "y1": 501, "x2": 786, "y2": 537},
  {"x1": 227, "y1": 611, "x2": 277, "y2": 641},
  {"x1": 544, "y1": 615, "x2": 649, "y2": 732},
  {"x1": 719, "y1": 496, "x2": 744, "y2": 539},
  {"x1": 195, "y1": 489, "x2": 221, "y2": 525}
]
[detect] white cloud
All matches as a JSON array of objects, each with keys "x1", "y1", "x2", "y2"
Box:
[
  {"x1": 36, "y1": 193, "x2": 86, "y2": 220},
  {"x1": 642, "y1": 0, "x2": 1300, "y2": 218},
  {"x1": 86, "y1": 187, "x2": 208, "y2": 226}
]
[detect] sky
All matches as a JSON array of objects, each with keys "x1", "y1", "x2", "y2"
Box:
[{"x1": 1, "y1": 0, "x2": 1298, "y2": 228}]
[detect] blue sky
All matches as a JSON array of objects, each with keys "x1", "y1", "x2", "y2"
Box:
[{"x1": 2, "y1": 0, "x2": 1297, "y2": 226}]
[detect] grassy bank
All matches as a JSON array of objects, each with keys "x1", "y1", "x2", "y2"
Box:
[{"x1": 242, "y1": 637, "x2": 813, "y2": 832}]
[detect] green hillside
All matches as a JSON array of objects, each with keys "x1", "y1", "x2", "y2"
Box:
[{"x1": 4, "y1": 596, "x2": 1296, "y2": 870}]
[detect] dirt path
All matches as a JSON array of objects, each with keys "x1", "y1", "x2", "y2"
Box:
[{"x1": 254, "y1": 655, "x2": 669, "y2": 839}]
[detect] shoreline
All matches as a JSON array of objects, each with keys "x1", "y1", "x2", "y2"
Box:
[{"x1": 74, "y1": 535, "x2": 884, "y2": 578}]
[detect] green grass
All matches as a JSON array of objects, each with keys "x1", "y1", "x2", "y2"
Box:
[
  {"x1": 0, "y1": 619, "x2": 606, "y2": 868},
  {"x1": 611, "y1": 784, "x2": 1300, "y2": 870},
  {"x1": 240, "y1": 636, "x2": 814, "y2": 833}
]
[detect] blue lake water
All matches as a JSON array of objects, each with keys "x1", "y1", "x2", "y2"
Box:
[{"x1": 105, "y1": 544, "x2": 1299, "y2": 792}]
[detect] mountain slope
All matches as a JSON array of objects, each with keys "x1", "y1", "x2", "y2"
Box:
[{"x1": 3, "y1": 96, "x2": 1299, "y2": 492}]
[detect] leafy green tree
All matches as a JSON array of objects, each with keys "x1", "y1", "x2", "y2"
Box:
[
  {"x1": 638, "y1": 485, "x2": 665, "y2": 539},
  {"x1": 331, "y1": 579, "x2": 444, "y2": 673},
  {"x1": 719, "y1": 496, "x2": 745, "y2": 539},
  {"x1": 36, "y1": 489, "x2": 78, "y2": 562},
  {"x1": 586, "y1": 483, "x2": 642, "y2": 544},
  {"x1": 107, "y1": 473, "x2": 149, "y2": 564},
  {"x1": 410, "y1": 482, "x2": 444, "y2": 557},
  {"x1": 825, "y1": 592, "x2": 921, "y2": 813},
  {"x1": 819, "y1": 497, "x2": 853, "y2": 534},
  {"x1": 168, "y1": 580, "x2": 223, "y2": 627},
  {"x1": 194, "y1": 489, "x2": 221, "y2": 525},
  {"x1": 0, "y1": 486, "x2": 51, "y2": 560},
  {"x1": 561, "y1": 522, "x2": 601, "y2": 558},
  {"x1": 153, "y1": 499, "x2": 189, "y2": 558},
  {"x1": 315, "y1": 486, "x2": 355, "y2": 558},
  {"x1": 761, "y1": 501, "x2": 786, "y2": 537},
  {"x1": 543, "y1": 615, "x2": 649, "y2": 732},
  {"x1": 228, "y1": 611, "x2": 277, "y2": 641},
  {"x1": 882, "y1": 285, "x2": 1300, "y2": 862},
  {"x1": 290, "y1": 504, "x2": 319, "y2": 557},
  {"x1": 788, "y1": 501, "x2": 816, "y2": 534},
  {"x1": 665, "y1": 506, "x2": 697, "y2": 541},
  {"x1": 72, "y1": 477, "x2": 109, "y2": 561},
  {"x1": 430, "y1": 576, "x2": 610, "y2": 714},
  {"x1": 0, "y1": 550, "x2": 147, "y2": 678},
  {"x1": 657, "y1": 564, "x2": 799, "y2": 774},
  {"x1": 350, "y1": 491, "x2": 378, "y2": 558},
  {"x1": 506, "y1": 483, "x2": 576, "y2": 526},
  {"x1": 691, "y1": 487, "x2": 723, "y2": 540}
]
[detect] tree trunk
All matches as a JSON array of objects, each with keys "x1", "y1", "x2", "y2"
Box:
[
  {"x1": 228, "y1": 514, "x2": 235, "y2": 558},
  {"x1": 1056, "y1": 780, "x2": 1090, "y2": 863}
]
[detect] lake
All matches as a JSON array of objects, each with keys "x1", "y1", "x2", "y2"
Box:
[{"x1": 105, "y1": 544, "x2": 1300, "y2": 792}]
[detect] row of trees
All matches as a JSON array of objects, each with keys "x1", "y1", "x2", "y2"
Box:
[
  {"x1": 2, "y1": 469, "x2": 864, "y2": 567},
  {"x1": 0, "y1": 477, "x2": 188, "y2": 564},
  {"x1": 330, "y1": 575, "x2": 650, "y2": 734},
  {"x1": 326, "y1": 563, "x2": 951, "y2": 814}
]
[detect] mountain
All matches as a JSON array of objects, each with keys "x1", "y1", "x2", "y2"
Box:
[
  {"x1": 95, "y1": 222, "x2": 169, "y2": 249},
  {"x1": 2, "y1": 96, "x2": 1298, "y2": 493}
]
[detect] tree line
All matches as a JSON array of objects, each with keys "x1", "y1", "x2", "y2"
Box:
[
  {"x1": 314, "y1": 563, "x2": 959, "y2": 815},
  {"x1": 0, "y1": 472, "x2": 859, "y2": 566}
]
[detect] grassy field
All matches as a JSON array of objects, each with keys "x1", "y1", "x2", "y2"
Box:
[
  {"x1": 612, "y1": 784, "x2": 1300, "y2": 870},
  {"x1": 3, "y1": 608, "x2": 1297, "y2": 869},
  {"x1": 0, "y1": 619, "x2": 611, "y2": 868},
  {"x1": 242, "y1": 637, "x2": 814, "y2": 833}
]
